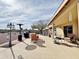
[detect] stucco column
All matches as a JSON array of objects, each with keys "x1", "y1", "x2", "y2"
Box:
[{"x1": 52, "y1": 23, "x2": 55, "y2": 39}]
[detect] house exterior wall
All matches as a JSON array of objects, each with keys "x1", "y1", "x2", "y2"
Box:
[
  {"x1": 77, "y1": 0, "x2": 79, "y2": 38},
  {"x1": 48, "y1": 0, "x2": 79, "y2": 37}
]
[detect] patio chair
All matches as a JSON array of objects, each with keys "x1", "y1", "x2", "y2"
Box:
[
  {"x1": 68, "y1": 33, "x2": 76, "y2": 43},
  {"x1": 67, "y1": 33, "x2": 79, "y2": 46}
]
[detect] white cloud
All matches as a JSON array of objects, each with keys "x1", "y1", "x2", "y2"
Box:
[
  {"x1": 1, "y1": 0, "x2": 21, "y2": 11},
  {"x1": 1, "y1": 0, "x2": 14, "y2": 4},
  {"x1": 0, "y1": 0, "x2": 63, "y2": 29}
]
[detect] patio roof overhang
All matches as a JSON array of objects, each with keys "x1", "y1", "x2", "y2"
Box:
[{"x1": 47, "y1": 0, "x2": 69, "y2": 26}]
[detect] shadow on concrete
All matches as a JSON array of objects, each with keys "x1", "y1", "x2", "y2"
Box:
[
  {"x1": 61, "y1": 43, "x2": 75, "y2": 47},
  {"x1": 10, "y1": 47, "x2": 16, "y2": 59},
  {"x1": 34, "y1": 39, "x2": 46, "y2": 47},
  {"x1": 0, "y1": 44, "x2": 15, "y2": 48},
  {"x1": 18, "y1": 55, "x2": 24, "y2": 59},
  {"x1": 54, "y1": 40, "x2": 78, "y2": 48},
  {"x1": 22, "y1": 41, "x2": 29, "y2": 46},
  {"x1": 10, "y1": 46, "x2": 25, "y2": 59},
  {"x1": 22, "y1": 41, "x2": 37, "y2": 51}
]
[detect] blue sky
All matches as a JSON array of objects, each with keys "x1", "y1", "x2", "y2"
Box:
[{"x1": 0, "y1": 0, "x2": 63, "y2": 29}]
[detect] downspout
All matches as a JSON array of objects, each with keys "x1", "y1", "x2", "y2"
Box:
[{"x1": 77, "y1": 0, "x2": 79, "y2": 38}]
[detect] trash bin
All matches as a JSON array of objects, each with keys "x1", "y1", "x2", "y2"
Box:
[
  {"x1": 24, "y1": 32, "x2": 29, "y2": 38},
  {"x1": 18, "y1": 35, "x2": 22, "y2": 41},
  {"x1": 24, "y1": 33, "x2": 26, "y2": 38}
]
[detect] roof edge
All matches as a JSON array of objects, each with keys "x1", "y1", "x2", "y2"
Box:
[{"x1": 47, "y1": 0, "x2": 69, "y2": 26}]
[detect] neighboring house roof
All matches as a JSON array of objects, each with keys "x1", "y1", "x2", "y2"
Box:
[
  {"x1": 47, "y1": 0, "x2": 69, "y2": 25},
  {"x1": 43, "y1": 27, "x2": 48, "y2": 30},
  {"x1": 33, "y1": 29, "x2": 39, "y2": 30}
]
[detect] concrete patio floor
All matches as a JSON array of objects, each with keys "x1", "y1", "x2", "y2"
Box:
[{"x1": 0, "y1": 35, "x2": 79, "y2": 59}]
